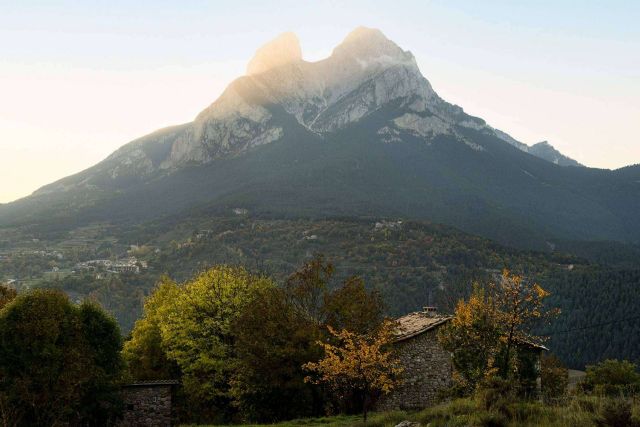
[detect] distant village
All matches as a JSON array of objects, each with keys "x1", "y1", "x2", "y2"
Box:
[
  {"x1": 0, "y1": 243, "x2": 149, "y2": 288},
  {"x1": 74, "y1": 256, "x2": 148, "y2": 274}
]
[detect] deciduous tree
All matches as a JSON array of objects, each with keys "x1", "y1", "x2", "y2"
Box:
[
  {"x1": 438, "y1": 284, "x2": 502, "y2": 393},
  {"x1": 230, "y1": 256, "x2": 385, "y2": 422},
  {"x1": 0, "y1": 290, "x2": 123, "y2": 426},
  {"x1": 438, "y1": 270, "x2": 557, "y2": 393},
  {"x1": 303, "y1": 321, "x2": 403, "y2": 422},
  {"x1": 158, "y1": 266, "x2": 273, "y2": 420},
  {"x1": 123, "y1": 275, "x2": 180, "y2": 381}
]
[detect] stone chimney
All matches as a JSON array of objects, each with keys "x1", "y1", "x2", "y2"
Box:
[{"x1": 423, "y1": 306, "x2": 438, "y2": 317}]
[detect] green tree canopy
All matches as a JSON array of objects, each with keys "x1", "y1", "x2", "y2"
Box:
[
  {"x1": 123, "y1": 275, "x2": 181, "y2": 381},
  {"x1": 0, "y1": 289, "x2": 123, "y2": 426},
  {"x1": 231, "y1": 256, "x2": 385, "y2": 422},
  {"x1": 124, "y1": 266, "x2": 274, "y2": 421},
  {"x1": 124, "y1": 257, "x2": 385, "y2": 423}
]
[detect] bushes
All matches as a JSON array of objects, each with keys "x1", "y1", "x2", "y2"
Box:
[
  {"x1": 540, "y1": 353, "x2": 569, "y2": 403},
  {"x1": 581, "y1": 359, "x2": 640, "y2": 397},
  {"x1": 595, "y1": 399, "x2": 639, "y2": 427},
  {"x1": 478, "y1": 377, "x2": 518, "y2": 406},
  {"x1": 409, "y1": 393, "x2": 640, "y2": 427}
]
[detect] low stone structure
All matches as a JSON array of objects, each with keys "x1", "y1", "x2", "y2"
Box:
[
  {"x1": 377, "y1": 309, "x2": 453, "y2": 410},
  {"x1": 378, "y1": 307, "x2": 547, "y2": 411},
  {"x1": 118, "y1": 380, "x2": 178, "y2": 427}
]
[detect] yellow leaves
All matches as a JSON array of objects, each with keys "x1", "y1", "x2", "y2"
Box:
[
  {"x1": 439, "y1": 270, "x2": 559, "y2": 390},
  {"x1": 533, "y1": 283, "x2": 550, "y2": 299},
  {"x1": 303, "y1": 320, "x2": 403, "y2": 396}
]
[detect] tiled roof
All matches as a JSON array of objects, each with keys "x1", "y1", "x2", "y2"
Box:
[
  {"x1": 392, "y1": 311, "x2": 549, "y2": 351},
  {"x1": 393, "y1": 311, "x2": 453, "y2": 342}
]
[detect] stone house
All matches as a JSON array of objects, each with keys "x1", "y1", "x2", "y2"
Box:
[
  {"x1": 118, "y1": 380, "x2": 178, "y2": 427},
  {"x1": 377, "y1": 308, "x2": 454, "y2": 410},
  {"x1": 377, "y1": 307, "x2": 546, "y2": 411}
]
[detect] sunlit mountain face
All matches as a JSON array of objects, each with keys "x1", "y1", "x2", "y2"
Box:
[{"x1": 1, "y1": 27, "x2": 638, "y2": 249}]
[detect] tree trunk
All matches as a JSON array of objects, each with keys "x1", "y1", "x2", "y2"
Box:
[
  {"x1": 363, "y1": 390, "x2": 370, "y2": 423},
  {"x1": 503, "y1": 327, "x2": 514, "y2": 377}
]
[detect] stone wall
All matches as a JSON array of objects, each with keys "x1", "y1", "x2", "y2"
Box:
[
  {"x1": 377, "y1": 328, "x2": 452, "y2": 410},
  {"x1": 118, "y1": 383, "x2": 173, "y2": 427}
]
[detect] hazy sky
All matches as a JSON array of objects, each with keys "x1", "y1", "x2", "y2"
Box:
[{"x1": 1, "y1": 1, "x2": 639, "y2": 203}]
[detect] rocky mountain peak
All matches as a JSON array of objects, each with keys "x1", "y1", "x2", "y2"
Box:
[
  {"x1": 529, "y1": 140, "x2": 582, "y2": 167},
  {"x1": 332, "y1": 26, "x2": 412, "y2": 64},
  {"x1": 246, "y1": 32, "x2": 303, "y2": 75},
  {"x1": 71, "y1": 26, "x2": 584, "y2": 181}
]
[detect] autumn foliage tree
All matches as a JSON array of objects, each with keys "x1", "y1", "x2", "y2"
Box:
[
  {"x1": 303, "y1": 320, "x2": 403, "y2": 422},
  {"x1": 438, "y1": 270, "x2": 557, "y2": 394},
  {"x1": 495, "y1": 270, "x2": 557, "y2": 377},
  {"x1": 231, "y1": 255, "x2": 385, "y2": 422},
  {"x1": 124, "y1": 257, "x2": 386, "y2": 423},
  {"x1": 438, "y1": 284, "x2": 502, "y2": 393}
]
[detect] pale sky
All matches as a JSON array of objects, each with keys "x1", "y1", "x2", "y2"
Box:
[{"x1": 1, "y1": 1, "x2": 639, "y2": 203}]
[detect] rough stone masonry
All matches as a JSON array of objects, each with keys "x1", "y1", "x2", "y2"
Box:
[
  {"x1": 377, "y1": 309, "x2": 453, "y2": 410},
  {"x1": 118, "y1": 381, "x2": 177, "y2": 427}
]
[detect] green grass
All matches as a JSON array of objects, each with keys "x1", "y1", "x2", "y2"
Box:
[
  {"x1": 182, "y1": 411, "x2": 409, "y2": 427},
  {"x1": 184, "y1": 396, "x2": 640, "y2": 427}
]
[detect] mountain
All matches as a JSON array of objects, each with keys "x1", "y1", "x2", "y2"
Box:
[
  {"x1": 529, "y1": 141, "x2": 582, "y2": 167},
  {"x1": 1, "y1": 27, "x2": 638, "y2": 249},
  {"x1": 491, "y1": 129, "x2": 583, "y2": 167}
]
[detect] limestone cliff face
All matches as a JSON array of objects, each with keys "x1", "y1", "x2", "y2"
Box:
[
  {"x1": 169, "y1": 26, "x2": 447, "y2": 168},
  {"x1": 38, "y1": 26, "x2": 581, "y2": 195}
]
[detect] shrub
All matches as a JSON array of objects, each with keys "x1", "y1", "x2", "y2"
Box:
[
  {"x1": 472, "y1": 411, "x2": 508, "y2": 427},
  {"x1": 540, "y1": 353, "x2": 569, "y2": 404},
  {"x1": 415, "y1": 398, "x2": 475, "y2": 426},
  {"x1": 581, "y1": 360, "x2": 640, "y2": 397},
  {"x1": 595, "y1": 399, "x2": 639, "y2": 427},
  {"x1": 476, "y1": 376, "x2": 517, "y2": 413}
]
